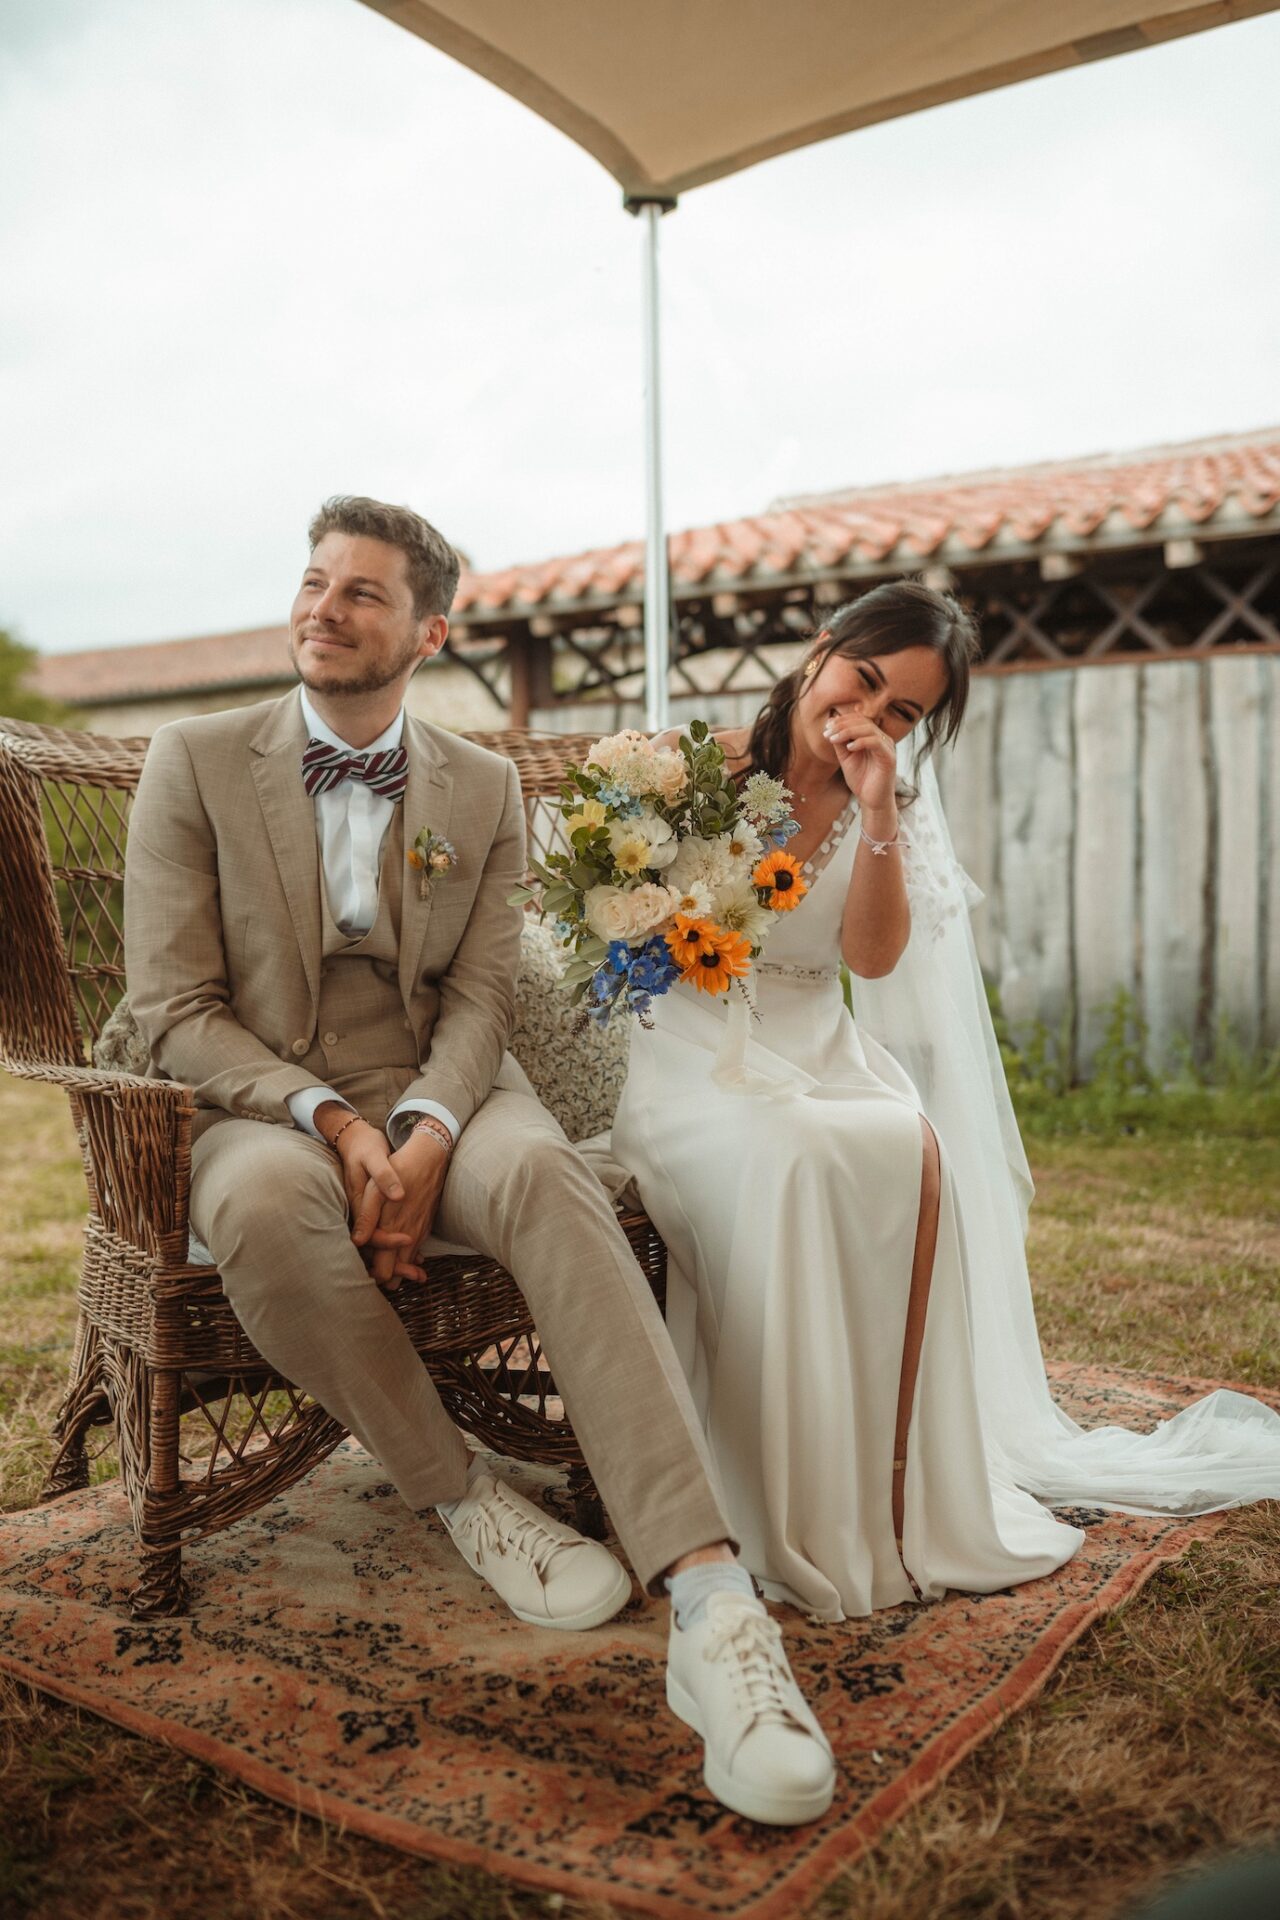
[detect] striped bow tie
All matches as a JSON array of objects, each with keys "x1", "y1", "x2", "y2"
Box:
[{"x1": 301, "y1": 737, "x2": 410, "y2": 801}]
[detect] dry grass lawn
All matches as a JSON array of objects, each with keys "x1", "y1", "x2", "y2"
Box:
[{"x1": 1, "y1": 1075, "x2": 1277, "y2": 1920}]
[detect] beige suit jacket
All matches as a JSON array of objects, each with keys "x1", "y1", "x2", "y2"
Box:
[{"x1": 123, "y1": 687, "x2": 526, "y2": 1134}]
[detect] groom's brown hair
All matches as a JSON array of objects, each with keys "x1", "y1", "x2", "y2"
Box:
[{"x1": 308, "y1": 496, "x2": 461, "y2": 620}]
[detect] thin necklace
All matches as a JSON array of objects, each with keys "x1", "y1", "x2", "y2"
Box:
[{"x1": 790, "y1": 771, "x2": 843, "y2": 807}]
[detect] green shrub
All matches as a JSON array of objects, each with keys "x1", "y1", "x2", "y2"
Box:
[{"x1": 989, "y1": 982, "x2": 1280, "y2": 1142}]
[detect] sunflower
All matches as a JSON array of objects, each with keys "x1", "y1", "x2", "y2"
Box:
[
  {"x1": 752, "y1": 849, "x2": 809, "y2": 911},
  {"x1": 664, "y1": 912, "x2": 716, "y2": 970},
  {"x1": 683, "y1": 926, "x2": 753, "y2": 995}
]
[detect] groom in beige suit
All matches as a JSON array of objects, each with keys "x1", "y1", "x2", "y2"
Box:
[{"x1": 123, "y1": 496, "x2": 835, "y2": 1826}]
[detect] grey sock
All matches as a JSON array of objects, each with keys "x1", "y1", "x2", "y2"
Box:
[{"x1": 666, "y1": 1560, "x2": 756, "y2": 1630}]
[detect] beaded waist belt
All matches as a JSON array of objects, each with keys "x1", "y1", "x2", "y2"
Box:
[{"x1": 754, "y1": 962, "x2": 840, "y2": 985}]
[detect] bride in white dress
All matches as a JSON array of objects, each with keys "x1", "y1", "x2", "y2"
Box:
[{"x1": 610, "y1": 581, "x2": 1280, "y2": 1623}]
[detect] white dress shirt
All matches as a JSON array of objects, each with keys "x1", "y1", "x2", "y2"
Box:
[{"x1": 284, "y1": 690, "x2": 460, "y2": 1149}]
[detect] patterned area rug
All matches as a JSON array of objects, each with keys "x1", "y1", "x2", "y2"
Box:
[{"x1": 0, "y1": 1362, "x2": 1272, "y2": 1920}]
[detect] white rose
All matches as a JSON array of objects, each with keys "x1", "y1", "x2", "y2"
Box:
[
  {"x1": 584, "y1": 882, "x2": 678, "y2": 943},
  {"x1": 649, "y1": 748, "x2": 690, "y2": 805}
]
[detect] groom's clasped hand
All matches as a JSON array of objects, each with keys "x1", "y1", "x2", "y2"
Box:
[
  {"x1": 121, "y1": 493, "x2": 837, "y2": 1830},
  {"x1": 322, "y1": 1102, "x2": 442, "y2": 1288}
]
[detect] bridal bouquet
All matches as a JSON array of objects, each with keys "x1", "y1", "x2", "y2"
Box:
[{"x1": 511, "y1": 722, "x2": 807, "y2": 1026}]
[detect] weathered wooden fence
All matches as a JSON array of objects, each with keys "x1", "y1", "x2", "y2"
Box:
[
  {"x1": 937, "y1": 655, "x2": 1279, "y2": 1076},
  {"x1": 538, "y1": 654, "x2": 1279, "y2": 1078}
]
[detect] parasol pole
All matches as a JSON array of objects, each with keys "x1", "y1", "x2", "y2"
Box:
[{"x1": 626, "y1": 192, "x2": 677, "y2": 732}]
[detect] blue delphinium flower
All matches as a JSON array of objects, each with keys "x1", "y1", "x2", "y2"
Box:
[
  {"x1": 595, "y1": 780, "x2": 642, "y2": 817},
  {"x1": 585, "y1": 934, "x2": 678, "y2": 1025},
  {"x1": 629, "y1": 937, "x2": 679, "y2": 997},
  {"x1": 623, "y1": 937, "x2": 679, "y2": 1017},
  {"x1": 587, "y1": 976, "x2": 625, "y2": 1026}
]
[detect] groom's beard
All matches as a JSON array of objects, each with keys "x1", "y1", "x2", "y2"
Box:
[{"x1": 290, "y1": 628, "x2": 422, "y2": 697}]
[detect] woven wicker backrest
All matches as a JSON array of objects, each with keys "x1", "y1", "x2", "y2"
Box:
[{"x1": 0, "y1": 713, "x2": 602, "y2": 1064}]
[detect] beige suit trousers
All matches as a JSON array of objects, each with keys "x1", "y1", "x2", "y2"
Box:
[{"x1": 190, "y1": 1072, "x2": 730, "y2": 1594}]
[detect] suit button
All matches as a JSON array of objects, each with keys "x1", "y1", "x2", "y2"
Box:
[
  {"x1": 323, "y1": 1030, "x2": 339, "y2": 1045},
  {"x1": 403, "y1": 1018, "x2": 412, "y2": 1030},
  {"x1": 291, "y1": 1039, "x2": 308, "y2": 1056}
]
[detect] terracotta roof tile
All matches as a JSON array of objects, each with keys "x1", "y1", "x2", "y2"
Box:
[
  {"x1": 33, "y1": 614, "x2": 495, "y2": 707},
  {"x1": 33, "y1": 428, "x2": 1280, "y2": 703},
  {"x1": 447, "y1": 426, "x2": 1280, "y2": 623},
  {"x1": 35, "y1": 625, "x2": 296, "y2": 706}
]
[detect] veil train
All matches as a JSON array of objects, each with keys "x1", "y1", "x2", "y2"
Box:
[{"x1": 852, "y1": 748, "x2": 1280, "y2": 1515}]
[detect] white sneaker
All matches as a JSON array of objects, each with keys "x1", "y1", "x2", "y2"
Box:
[
  {"x1": 440, "y1": 1471, "x2": 632, "y2": 1631},
  {"x1": 667, "y1": 1591, "x2": 836, "y2": 1825}
]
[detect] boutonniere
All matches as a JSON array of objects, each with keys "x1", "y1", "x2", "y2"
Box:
[{"x1": 407, "y1": 826, "x2": 458, "y2": 900}]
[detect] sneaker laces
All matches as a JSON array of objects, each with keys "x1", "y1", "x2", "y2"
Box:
[
  {"x1": 454, "y1": 1484, "x2": 568, "y2": 1585},
  {"x1": 702, "y1": 1606, "x2": 798, "y2": 1730}
]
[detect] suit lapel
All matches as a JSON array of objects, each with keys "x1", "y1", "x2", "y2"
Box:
[
  {"x1": 249, "y1": 691, "x2": 322, "y2": 1009},
  {"x1": 398, "y1": 713, "x2": 454, "y2": 1010}
]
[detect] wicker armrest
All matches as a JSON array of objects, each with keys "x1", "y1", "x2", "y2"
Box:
[{"x1": 6, "y1": 1057, "x2": 196, "y2": 1268}]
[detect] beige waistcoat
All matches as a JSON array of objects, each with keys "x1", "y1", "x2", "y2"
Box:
[{"x1": 298, "y1": 810, "x2": 427, "y2": 1128}]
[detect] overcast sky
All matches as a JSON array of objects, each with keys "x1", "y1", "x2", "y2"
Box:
[{"x1": 3, "y1": 0, "x2": 1279, "y2": 657}]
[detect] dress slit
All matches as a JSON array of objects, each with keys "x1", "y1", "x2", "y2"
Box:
[{"x1": 891, "y1": 1117, "x2": 941, "y2": 1600}]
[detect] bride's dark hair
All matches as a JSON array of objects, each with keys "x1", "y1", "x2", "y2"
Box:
[{"x1": 743, "y1": 579, "x2": 982, "y2": 782}]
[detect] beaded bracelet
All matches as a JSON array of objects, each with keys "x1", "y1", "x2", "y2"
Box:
[
  {"x1": 412, "y1": 1115, "x2": 455, "y2": 1153},
  {"x1": 859, "y1": 825, "x2": 901, "y2": 857},
  {"x1": 326, "y1": 1112, "x2": 362, "y2": 1150}
]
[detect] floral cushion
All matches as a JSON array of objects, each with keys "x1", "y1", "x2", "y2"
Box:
[
  {"x1": 93, "y1": 921, "x2": 630, "y2": 1147},
  {"x1": 508, "y1": 921, "x2": 630, "y2": 1144}
]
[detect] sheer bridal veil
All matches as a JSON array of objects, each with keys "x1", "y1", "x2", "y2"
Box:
[{"x1": 853, "y1": 747, "x2": 1280, "y2": 1516}]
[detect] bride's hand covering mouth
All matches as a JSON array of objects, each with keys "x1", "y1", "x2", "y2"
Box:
[{"x1": 821, "y1": 709, "x2": 898, "y2": 808}]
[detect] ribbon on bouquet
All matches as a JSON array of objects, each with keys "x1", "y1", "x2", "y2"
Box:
[{"x1": 710, "y1": 983, "x2": 818, "y2": 1101}]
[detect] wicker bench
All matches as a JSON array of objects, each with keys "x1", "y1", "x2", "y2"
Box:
[{"x1": 0, "y1": 715, "x2": 665, "y2": 1617}]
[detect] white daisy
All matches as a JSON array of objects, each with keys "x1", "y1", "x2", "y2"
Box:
[
  {"x1": 714, "y1": 881, "x2": 774, "y2": 948},
  {"x1": 716, "y1": 821, "x2": 764, "y2": 870},
  {"x1": 668, "y1": 879, "x2": 714, "y2": 921}
]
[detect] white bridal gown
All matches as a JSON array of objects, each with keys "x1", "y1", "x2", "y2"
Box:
[{"x1": 610, "y1": 787, "x2": 1280, "y2": 1622}]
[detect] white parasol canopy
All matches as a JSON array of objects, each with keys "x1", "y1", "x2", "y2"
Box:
[{"x1": 356, "y1": 0, "x2": 1277, "y2": 722}]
